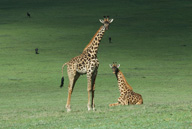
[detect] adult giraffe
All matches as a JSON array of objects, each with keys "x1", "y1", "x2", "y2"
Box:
[{"x1": 60, "y1": 16, "x2": 113, "y2": 112}]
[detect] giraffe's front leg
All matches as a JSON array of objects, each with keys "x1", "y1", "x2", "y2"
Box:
[
  {"x1": 91, "y1": 68, "x2": 98, "y2": 111},
  {"x1": 109, "y1": 102, "x2": 120, "y2": 107},
  {"x1": 87, "y1": 73, "x2": 92, "y2": 111},
  {"x1": 109, "y1": 96, "x2": 124, "y2": 107}
]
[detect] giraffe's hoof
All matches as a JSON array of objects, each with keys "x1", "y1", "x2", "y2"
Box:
[
  {"x1": 93, "y1": 108, "x2": 96, "y2": 111},
  {"x1": 66, "y1": 105, "x2": 71, "y2": 112},
  {"x1": 88, "y1": 107, "x2": 91, "y2": 111},
  {"x1": 67, "y1": 108, "x2": 71, "y2": 112},
  {"x1": 87, "y1": 104, "x2": 91, "y2": 111}
]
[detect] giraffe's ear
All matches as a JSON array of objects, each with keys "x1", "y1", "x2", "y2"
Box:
[
  {"x1": 99, "y1": 19, "x2": 104, "y2": 24},
  {"x1": 117, "y1": 64, "x2": 120, "y2": 68},
  {"x1": 109, "y1": 64, "x2": 113, "y2": 68},
  {"x1": 109, "y1": 19, "x2": 114, "y2": 23}
]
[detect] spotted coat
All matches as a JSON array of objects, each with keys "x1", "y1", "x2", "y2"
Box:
[
  {"x1": 60, "y1": 17, "x2": 113, "y2": 112},
  {"x1": 109, "y1": 63, "x2": 143, "y2": 106}
]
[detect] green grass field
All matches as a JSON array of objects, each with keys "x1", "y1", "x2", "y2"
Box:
[{"x1": 0, "y1": 0, "x2": 192, "y2": 128}]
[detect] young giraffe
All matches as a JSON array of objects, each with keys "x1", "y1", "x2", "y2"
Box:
[
  {"x1": 109, "y1": 63, "x2": 143, "y2": 106},
  {"x1": 60, "y1": 16, "x2": 113, "y2": 112}
]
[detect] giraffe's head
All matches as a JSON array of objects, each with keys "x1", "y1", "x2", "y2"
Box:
[
  {"x1": 99, "y1": 16, "x2": 113, "y2": 30},
  {"x1": 109, "y1": 62, "x2": 120, "y2": 74}
]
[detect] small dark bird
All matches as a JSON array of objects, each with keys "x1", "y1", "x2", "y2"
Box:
[
  {"x1": 109, "y1": 37, "x2": 112, "y2": 43},
  {"x1": 27, "y1": 12, "x2": 31, "y2": 18},
  {"x1": 35, "y1": 48, "x2": 39, "y2": 54}
]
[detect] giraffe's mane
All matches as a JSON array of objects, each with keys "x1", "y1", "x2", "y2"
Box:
[
  {"x1": 83, "y1": 26, "x2": 103, "y2": 51},
  {"x1": 119, "y1": 71, "x2": 133, "y2": 90}
]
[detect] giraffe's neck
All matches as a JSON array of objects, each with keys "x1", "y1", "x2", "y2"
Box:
[
  {"x1": 83, "y1": 26, "x2": 105, "y2": 56},
  {"x1": 115, "y1": 70, "x2": 133, "y2": 91}
]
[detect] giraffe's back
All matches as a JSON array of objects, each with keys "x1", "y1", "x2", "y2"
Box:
[{"x1": 67, "y1": 52, "x2": 99, "y2": 74}]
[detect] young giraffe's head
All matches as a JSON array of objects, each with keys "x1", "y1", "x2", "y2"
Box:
[
  {"x1": 109, "y1": 62, "x2": 120, "y2": 74},
  {"x1": 99, "y1": 16, "x2": 113, "y2": 30}
]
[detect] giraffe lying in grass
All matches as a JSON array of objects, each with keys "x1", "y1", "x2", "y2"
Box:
[{"x1": 109, "y1": 63, "x2": 143, "y2": 106}]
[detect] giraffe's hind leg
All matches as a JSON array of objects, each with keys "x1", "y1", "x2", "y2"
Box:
[
  {"x1": 136, "y1": 98, "x2": 143, "y2": 105},
  {"x1": 135, "y1": 94, "x2": 143, "y2": 105},
  {"x1": 66, "y1": 70, "x2": 80, "y2": 112}
]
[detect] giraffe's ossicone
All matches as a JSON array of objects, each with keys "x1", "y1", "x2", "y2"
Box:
[
  {"x1": 109, "y1": 62, "x2": 143, "y2": 106},
  {"x1": 60, "y1": 16, "x2": 113, "y2": 112}
]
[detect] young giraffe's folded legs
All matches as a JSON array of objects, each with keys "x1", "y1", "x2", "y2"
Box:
[
  {"x1": 109, "y1": 102, "x2": 120, "y2": 107},
  {"x1": 136, "y1": 98, "x2": 143, "y2": 105}
]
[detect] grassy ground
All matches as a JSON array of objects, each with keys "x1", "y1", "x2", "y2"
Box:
[{"x1": 0, "y1": 0, "x2": 192, "y2": 128}]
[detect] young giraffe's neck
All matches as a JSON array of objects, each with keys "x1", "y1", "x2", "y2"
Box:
[
  {"x1": 115, "y1": 69, "x2": 133, "y2": 91},
  {"x1": 83, "y1": 26, "x2": 105, "y2": 56}
]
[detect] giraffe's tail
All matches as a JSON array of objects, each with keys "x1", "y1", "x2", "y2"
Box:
[{"x1": 60, "y1": 63, "x2": 67, "y2": 88}]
